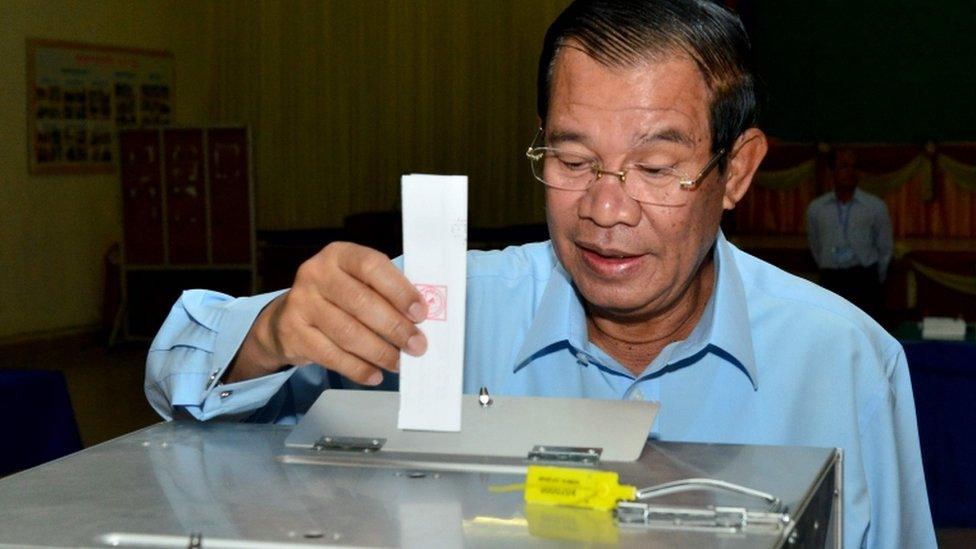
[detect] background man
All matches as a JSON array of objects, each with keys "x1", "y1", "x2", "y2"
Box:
[
  {"x1": 807, "y1": 147, "x2": 894, "y2": 321},
  {"x1": 146, "y1": 1, "x2": 934, "y2": 546}
]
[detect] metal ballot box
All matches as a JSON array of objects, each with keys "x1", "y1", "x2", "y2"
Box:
[{"x1": 0, "y1": 392, "x2": 841, "y2": 548}]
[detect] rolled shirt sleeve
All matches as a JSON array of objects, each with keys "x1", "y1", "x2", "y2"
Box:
[{"x1": 145, "y1": 289, "x2": 294, "y2": 421}]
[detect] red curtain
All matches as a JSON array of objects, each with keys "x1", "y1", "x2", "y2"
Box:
[{"x1": 732, "y1": 142, "x2": 976, "y2": 238}]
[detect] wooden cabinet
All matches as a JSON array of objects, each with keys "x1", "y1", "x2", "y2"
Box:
[
  {"x1": 116, "y1": 127, "x2": 255, "y2": 340},
  {"x1": 119, "y1": 130, "x2": 165, "y2": 264}
]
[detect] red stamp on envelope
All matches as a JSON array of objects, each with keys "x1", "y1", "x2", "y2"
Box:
[{"x1": 416, "y1": 284, "x2": 447, "y2": 321}]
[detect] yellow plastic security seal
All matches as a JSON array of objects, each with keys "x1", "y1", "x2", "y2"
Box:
[{"x1": 522, "y1": 465, "x2": 636, "y2": 511}]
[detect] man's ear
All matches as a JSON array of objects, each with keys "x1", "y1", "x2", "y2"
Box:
[{"x1": 722, "y1": 128, "x2": 768, "y2": 210}]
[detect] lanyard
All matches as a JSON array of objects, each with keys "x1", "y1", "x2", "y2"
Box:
[{"x1": 835, "y1": 201, "x2": 853, "y2": 241}]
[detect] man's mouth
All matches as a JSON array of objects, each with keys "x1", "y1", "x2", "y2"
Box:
[{"x1": 576, "y1": 243, "x2": 644, "y2": 276}]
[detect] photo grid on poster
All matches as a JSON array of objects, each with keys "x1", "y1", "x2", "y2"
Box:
[{"x1": 27, "y1": 40, "x2": 174, "y2": 174}]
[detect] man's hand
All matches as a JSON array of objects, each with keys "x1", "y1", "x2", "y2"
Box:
[{"x1": 225, "y1": 242, "x2": 428, "y2": 385}]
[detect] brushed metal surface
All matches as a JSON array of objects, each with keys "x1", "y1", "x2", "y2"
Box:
[{"x1": 0, "y1": 421, "x2": 836, "y2": 548}]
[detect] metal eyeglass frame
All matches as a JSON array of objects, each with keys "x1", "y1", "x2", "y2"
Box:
[{"x1": 525, "y1": 127, "x2": 727, "y2": 198}]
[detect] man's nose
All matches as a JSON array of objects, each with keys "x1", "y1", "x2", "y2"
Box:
[{"x1": 578, "y1": 171, "x2": 642, "y2": 227}]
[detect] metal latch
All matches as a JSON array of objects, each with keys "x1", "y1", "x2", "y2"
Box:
[
  {"x1": 616, "y1": 501, "x2": 791, "y2": 534},
  {"x1": 313, "y1": 436, "x2": 385, "y2": 453},
  {"x1": 527, "y1": 445, "x2": 602, "y2": 465},
  {"x1": 615, "y1": 477, "x2": 789, "y2": 534}
]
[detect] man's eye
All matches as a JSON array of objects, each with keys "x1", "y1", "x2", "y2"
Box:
[
  {"x1": 556, "y1": 156, "x2": 591, "y2": 170},
  {"x1": 636, "y1": 165, "x2": 673, "y2": 177}
]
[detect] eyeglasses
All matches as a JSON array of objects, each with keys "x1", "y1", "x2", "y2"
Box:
[{"x1": 525, "y1": 128, "x2": 726, "y2": 207}]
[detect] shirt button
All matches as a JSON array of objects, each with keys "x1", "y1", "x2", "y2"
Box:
[
  {"x1": 219, "y1": 390, "x2": 233, "y2": 399},
  {"x1": 575, "y1": 352, "x2": 589, "y2": 366},
  {"x1": 630, "y1": 390, "x2": 644, "y2": 401}
]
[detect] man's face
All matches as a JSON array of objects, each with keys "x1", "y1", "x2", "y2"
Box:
[
  {"x1": 833, "y1": 149, "x2": 857, "y2": 192},
  {"x1": 544, "y1": 47, "x2": 728, "y2": 319}
]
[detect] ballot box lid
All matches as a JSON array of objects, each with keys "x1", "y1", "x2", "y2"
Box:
[{"x1": 285, "y1": 389, "x2": 660, "y2": 462}]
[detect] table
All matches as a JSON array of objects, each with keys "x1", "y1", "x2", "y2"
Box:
[
  {"x1": 0, "y1": 369, "x2": 82, "y2": 476},
  {"x1": 902, "y1": 338, "x2": 976, "y2": 528}
]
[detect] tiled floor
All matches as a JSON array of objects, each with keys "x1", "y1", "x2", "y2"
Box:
[{"x1": 1, "y1": 334, "x2": 972, "y2": 547}]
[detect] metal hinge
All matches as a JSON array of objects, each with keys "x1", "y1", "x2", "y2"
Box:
[
  {"x1": 312, "y1": 436, "x2": 385, "y2": 453},
  {"x1": 526, "y1": 445, "x2": 602, "y2": 465}
]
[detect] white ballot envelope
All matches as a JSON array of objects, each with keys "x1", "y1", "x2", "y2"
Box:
[{"x1": 398, "y1": 174, "x2": 467, "y2": 431}]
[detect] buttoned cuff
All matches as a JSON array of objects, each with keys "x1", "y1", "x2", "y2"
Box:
[
  {"x1": 181, "y1": 367, "x2": 296, "y2": 421},
  {"x1": 186, "y1": 290, "x2": 292, "y2": 420}
]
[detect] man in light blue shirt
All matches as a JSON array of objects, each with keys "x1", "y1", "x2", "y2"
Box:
[
  {"x1": 807, "y1": 148, "x2": 894, "y2": 320},
  {"x1": 146, "y1": 1, "x2": 934, "y2": 547}
]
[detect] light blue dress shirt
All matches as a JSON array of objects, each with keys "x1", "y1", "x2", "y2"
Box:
[
  {"x1": 146, "y1": 231, "x2": 935, "y2": 548},
  {"x1": 806, "y1": 188, "x2": 894, "y2": 281}
]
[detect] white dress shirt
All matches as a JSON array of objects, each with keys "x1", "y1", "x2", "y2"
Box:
[{"x1": 806, "y1": 188, "x2": 893, "y2": 281}]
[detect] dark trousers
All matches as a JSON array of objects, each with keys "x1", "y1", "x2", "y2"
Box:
[{"x1": 818, "y1": 264, "x2": 883, "y2": 321}]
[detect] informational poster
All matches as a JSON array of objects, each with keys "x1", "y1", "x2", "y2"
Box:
[{"x1": 26, "y1": 39, "x2": 174, "y2": 175}]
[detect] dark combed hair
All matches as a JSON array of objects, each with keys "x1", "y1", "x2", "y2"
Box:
[{"x1": 537, "y1": 0, "x2": 757, "y2": 164}]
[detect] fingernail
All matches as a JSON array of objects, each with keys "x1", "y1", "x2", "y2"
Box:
[
  {"x1": 405, "y1": 333, "x2": 427, "y2": 356},
  {"x1": 408, "y1": 301, "x2": 426, "y2": 323},
  {"x1": 366, "y1": 370, "x2": 383, "y2": 386}
]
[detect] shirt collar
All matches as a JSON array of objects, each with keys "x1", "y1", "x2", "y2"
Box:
[
  {"x1": 512, "y1": 232, "x2": 758, "y2": 389},
  {"x1": 827, "y1": 187, "x2": 864, "y2": 204},
  {"x1": 700, "y1": 231, "x2": 759, "y2": 388},
  {"x1": 512, "y1": 261, "x2": 588, "y2": 369}
]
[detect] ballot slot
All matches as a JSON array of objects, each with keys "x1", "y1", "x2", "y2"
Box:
[{"x1": 283, "y1": 389, "x2": 660, "y2": 467}]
